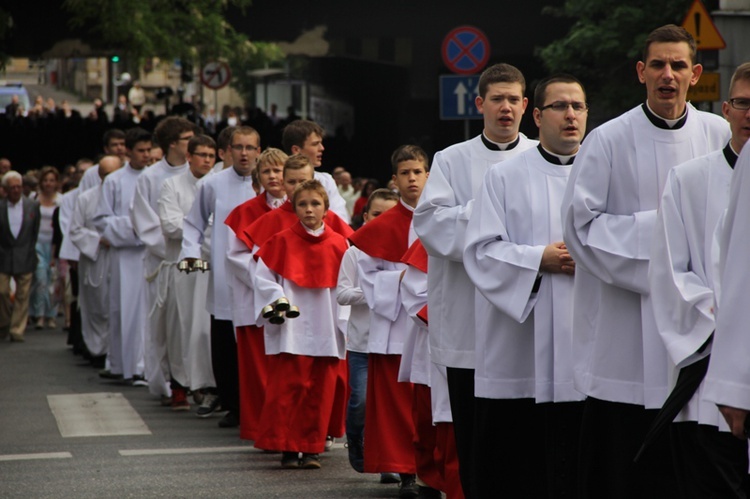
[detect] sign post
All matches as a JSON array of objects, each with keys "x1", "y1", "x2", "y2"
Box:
[{"x1": 201, "y1": 61, "x2": 232, "y2": 120}]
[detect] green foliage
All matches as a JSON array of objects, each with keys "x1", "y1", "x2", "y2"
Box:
[
  {"x1": 64, "y1": 0, "x2": 288, "y2": 104},
  {"x1": 537, "y1": 0, "x2": 690, "y2": 120}
]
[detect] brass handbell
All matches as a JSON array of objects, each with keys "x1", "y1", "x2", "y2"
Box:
[
  {"x1": 269, "y1": 310, "x2": 286, "y2": 325},
  {"x1": 178, "y1": 260, "x2": 190, "y2": 273},
  {"x1": 285, "y1": 305, "x2": 300, "y2": 319},
  {"x1": 262, "y1": 305, "x2": 275, "y2": 319},
  {"x1": 201, "y1": 260, "x2": 210, "y2": 272},
  {"x1": 190, "y1": 259, "x2": 204, "y2": 272},
  {"x1": 274, "y1": 297, "x2": 290, "y2": 312}
]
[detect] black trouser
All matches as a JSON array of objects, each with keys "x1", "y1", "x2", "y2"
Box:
[
  {"x1": 210, "y1": 316, "x2": 239, "y2": 415},
  {"x1": 446, "y1": 367, "x2": 476, "y2": 498},
  {"x1": 539, "y1": 401, "x2": 584, "y2": 499},
  {"x1": 578, "y1": 397, "x2": 678, "y2": 499},
  {"x1": 671, "y1": 421, "x2": 750, "y2": 498},
  {"x1": 67, "y1": 266, "x2": 83, "y2": 352}
]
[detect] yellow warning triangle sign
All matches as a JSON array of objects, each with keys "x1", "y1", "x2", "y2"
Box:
[{"x1": 681, "y1": 0, "x2": 726, "y2": 50}]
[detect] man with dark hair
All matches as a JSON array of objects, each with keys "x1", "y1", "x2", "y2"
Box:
[
  {"x1": 282, "y1": 120, "x2": 350, "y2": 222},
  {"x1": 180, "y1": 126, "x2": 260, "y2": 427},
  {"x1": 78, "y1": 129, "x2": 128, "y2": 192},
  {"x1": 465, "y1": 74, "x2": 588, "y2": 497},
  {"x1": 651, "y1": 62, "x2": 750, "y2": 497},
  {"x1": 0, "y1": 171, "x2": 40, "y2": 342},
  {"x1": 561, "y1": 24, "x2": 729, "y2": 497},
  {"x1": 413, "y1": 62, "x2": 537, "y2": 498},
  {"x1": 214, "y1": 125, "x2": 237, "y2": 172},
  {"x1": 132, "y1": 117, "x2": 197, "y2": 401},
  {"x1": 94, "y1": 127, "x2": 153, "y2": 385}
]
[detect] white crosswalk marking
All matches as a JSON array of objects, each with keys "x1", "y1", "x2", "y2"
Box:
[
  {"x1": 0, "y1": 452, "x2": 72, "y2": 462},
  {"x1": 47, "y1": 393, "x2": 151, "y2": 437}
]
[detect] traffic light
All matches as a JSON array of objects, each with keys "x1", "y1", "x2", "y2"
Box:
[
  {"x1": 181, "y1": 62, "x2": 193, "y2": 83},
  {"x1": 111, "y1": 55, "x2": 120, "y2": 63}
]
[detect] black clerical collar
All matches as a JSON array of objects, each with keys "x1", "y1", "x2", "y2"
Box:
[
  {"x1": 640, "y1": 103, "x2": 688, "y2": 130},
  {"x1": 537, "y1": 144, "x2": 575, "y2": 165},
  {"x1": 723, "y1": 143, "x2": 738, "y2": 169},
  {"x1": 481, "y1": 133, "x2": 520, "y2": 151}
]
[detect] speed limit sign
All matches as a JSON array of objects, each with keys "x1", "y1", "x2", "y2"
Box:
[{"x1": 201, "y1": 61, "x2": 232, "y2": 90}]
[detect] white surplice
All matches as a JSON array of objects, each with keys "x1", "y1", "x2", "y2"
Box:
[
  {"x1": 336, "y1": 245, "x2": 369, "y2": 354},
  {"x1": 315, "y1": 170, "x2": 350, "y2": 224},
  {"x1": 159, "y1": 169, "x2": 214, "y2": 390},
  {"x1": 561, "y1": 104, "x2": 730, "y2": 408},
  {"x1": 132, "y1": 159, "x2": 188, "y2": 396},
  {"x1": 58, "y1": 188, "x2": 81, "y2": 262},
  {"x1": 649, "y1": 148, "x2": 733, "y2": 429},
  {"x1": 413, "y1": 133, "x2": 537, "y2": 369},
  {"x1": 93, "y1": 163, "x2": 147, "y2": 379},
  {"x1": 70, "y1": 186, "x2": 109, "y2": 357},
  {"x1": 704, "y1": 146, "x2": 750, "y2": 411},
  {"x1": 465, "y1": 147, "x2": 581, "y2": 403},
  {"x1": 180, "y1": 166, "x2": 255, "y2": 320}
]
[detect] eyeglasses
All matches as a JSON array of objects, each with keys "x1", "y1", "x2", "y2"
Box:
[
  {"x1": 728, "y1": 98, "x2": 750, "y2": 111},
  {"x1": 191, "y1": 152, "x2": 216, "y2": 160},
  {"x1": 538, "y1": 101, "x2": 589, "y2": 113},
  {"x1": 231, "y1": 144, "x2": 260, "y2": 152}
]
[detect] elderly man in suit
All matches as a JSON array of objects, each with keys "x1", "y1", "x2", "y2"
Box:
[{"x1": 0, "y1": 171, "x2": 41, "y2": 342}]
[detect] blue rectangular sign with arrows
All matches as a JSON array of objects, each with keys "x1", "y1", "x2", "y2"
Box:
[{"x1": 439, "y1": 75, "x2": 482, "y2": 120}]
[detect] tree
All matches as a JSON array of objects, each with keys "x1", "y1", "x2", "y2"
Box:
[
  {"x1": 63, "y1": 0, "x2": 283, "y2": 96},
  {"x1": 536, "y1": 0, "x2": 694, "y2": 121}
]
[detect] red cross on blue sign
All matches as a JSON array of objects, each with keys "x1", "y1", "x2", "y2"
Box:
[{"x1": 441, "y1": 26, "x2": 490, "y2": 75}]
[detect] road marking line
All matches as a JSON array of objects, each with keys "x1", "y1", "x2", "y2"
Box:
[
  {"x1": 119, "y1": 446, "x2": 256, "y2": 456},
  {"x1": 47, "y1": 392, "x2": 151, "y2": 438},
  {"x1": 0, "y1": 452, "x2": 72, "y2": 462}
]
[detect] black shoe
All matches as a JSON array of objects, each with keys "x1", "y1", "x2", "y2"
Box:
[
  {"x1": 417, "y1": 485, "x2": 442, "y2": 498},
  {"x1": 218, "y1": 411, "x2": 239, "y2": 428},
  {"x1": 380, "y1": 473, "x2": 401, "y2": 484},
  {"x1": 90, "y1": 355, "x2": 106, "y2": 369},
  {"x1": 196, "y1": 393, "x2": 221, "y2": 418},
  {"x1": 300, "y1": 453, "x2": 321, "y2": 469},
  {"x1": 281, "y1": 451, "x2": 300, "y2": 469},
  {"x1": 399, "y1": 474, "x2": 419, "y2": 499},
  {"x1": 131, "y1": 374, "x2": 148, "y2": 387},
  {"x1": 346, "y1": 438, "x2": 364, "y2": 473}
]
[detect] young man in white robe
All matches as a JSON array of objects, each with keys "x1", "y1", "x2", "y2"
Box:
[
  {"x1": 131, "y1": 117, "x2": 196, "y2": 404},
  {"x1": 465, "y1": 74, "x2": 588, "y2": 498},
  {"x1": 69, "y1": 156, "x2": 121, "y2": 367},
  {"x1": 281, "y1": 120, "x2": 350, "y2": 223},
  {"x1": 179, "y1": 126, "x2": 259, "y2": 428},
  {"x1": 78, "y1": 130, "x2": 128, "y2": 193},
  {"x1": 650, "y1": 63, "x2": 750, "y2": 497},
  {"x1": 157, "y1": 135, "x2": 217, "y2": 411},
  {"x1": 93, "y1": 128, "x2": 155, "y2": 384},
  {"x1": 560, "y1": 25, "x2": 730, "y2": 498},
  {"x1": 412, "y1": 63, "x2": 537, "y2": 498},
  {"x1": 350, "y1": 145, "x2": 430, "y2": 498}
]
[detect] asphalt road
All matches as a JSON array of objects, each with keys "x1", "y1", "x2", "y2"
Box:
[{"x1": 0, "y1": 323, "x2": 405, "y2": 498}]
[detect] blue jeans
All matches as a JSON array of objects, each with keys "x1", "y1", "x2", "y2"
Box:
[{"x1": 346, "y1": 351, "x2": 369, "y2": 444}]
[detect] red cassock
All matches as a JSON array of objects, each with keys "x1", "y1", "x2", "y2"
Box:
[
  {"x1": 349, "y1": 202, "x2": 417, "y2": 474},
  {"x1": 224, "y1": 195, "x2": 272, "y2": 441},
  {"x1": 253, "y1": 223, "x2": 349, "y2": 453}
]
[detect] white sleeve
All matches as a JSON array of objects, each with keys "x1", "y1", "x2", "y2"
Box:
[
  {"x1": 400, "y1": 265, "x2": 428, "y2": 327},
  {"x1": 358, "y1": 253, "x2": 403, "y2": 322},
  {"x1": 180, "y1": 181, "x2": 214, "y2": 260},
  {"x1": 648, "y1": 169, "x2": 715, "y2": 369},
  {"x1": 561, "y1": 130, "x2": 654, "y2": 295},
  {"x1": 704, "y1": 147, "x2": 750, "y2": 410},
  {"x1": 253, "y1": 258, "x2": 285, "y2": 324},
  {"x1": 69, "y1": 194, "x2": 100, "y2": 260},
  {"x1": 413, "y1": 151, "x2": 472, "y2": 262},
  {"x1": 226, "y1": 228, "x2": 257, "y2": 289},
  {"x1": 132, "y1": 175, "x2": 166, "y2": 258},
  {"x1": 464, "y1": 168, "x2": 543, "y2": 322},
  {"x1": 158, "y1": 180, "x2": 184, "y2": 242},
  {"x1": 336, "y1": 247, "x2": 366, "y2": 306},
  {"x1": 93, "y1": 176, "x2": 142, "y2": 248}
]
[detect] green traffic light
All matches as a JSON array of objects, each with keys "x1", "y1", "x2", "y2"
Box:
[{"x1": 111, "y1": 56, "x2": 120, "y2": 63}]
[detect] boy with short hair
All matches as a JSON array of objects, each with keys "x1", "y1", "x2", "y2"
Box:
[
  {"x1": 253, "y1": 180, "x2": 349, "y2": 469},
  {"x1": 349, "y1": 145, "x2": 430, "y2": 498}
]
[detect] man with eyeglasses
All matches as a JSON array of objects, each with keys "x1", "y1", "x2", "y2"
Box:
[
  {"x1": 647, "y1": 63, "x2": 750, "y2": 497},
  {"x1": 158, "y1": 135, "x2": 218, "y2": 412},
  {"x1": 464, "y1": 74, "x2": 587, "y2": 497},
  {"x1": 560, "y1": 25, "x2": 730, "y2": 498},
  {"x1": 132, "y1": 117, "x2": 198, "y2": 401},
  {"x1": 180, "y1": 126, "x2": 260, "y2": 427}
]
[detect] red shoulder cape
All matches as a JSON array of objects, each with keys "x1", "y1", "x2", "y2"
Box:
[
  {"x1": 348, "y1": 202, "x2": 413, "y2": 262},
  {"x1": 256, "y1": 222, "x2": 349, "y2": 288},
  {"x1": 244, "y1": 200, "x2": 353, "y2": 250},
  {"x1": 224, "y1": 195, "x2": 272, "y2": 248}
]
